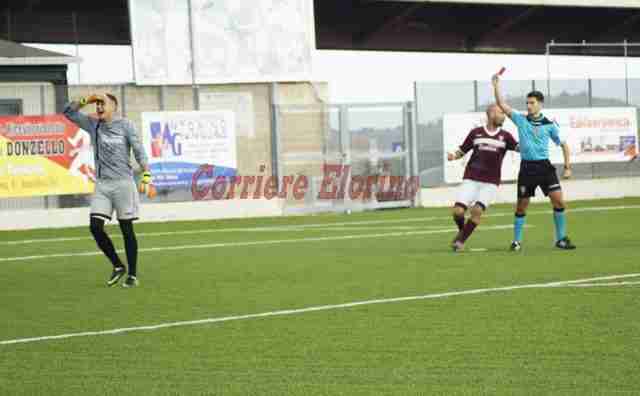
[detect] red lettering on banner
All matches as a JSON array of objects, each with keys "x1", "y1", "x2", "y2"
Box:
[
  {"x1": 240, "y1": 176, "x2": 255, "y2": 200},
  {"x1": 319, "y1": 164, "x2": 341, "y2": 200},
  {"x1": 191, "y1": 164, "x2": 214, "y2": 201},
  {"x1": 211, "y1": 176, "x2": 227, "y2": 200},
  {"x1": 292, "y1": 175, "x2": 308, "y2": 200},
  {"x1": 264, "y1": 176, "x2": 279, "y2": 200},
  {"x1": 226, "y1": 176, "x2": 243, "y2": 199},
  {"x1": 337, "y1": 165, "x2": 351, "y2": 200},
  {"x1": 279, "y1": 175, "x2": 294, "y2": 199},
  {"x1": 349, "y1": 175, "x2": 365, "y2": 200}
]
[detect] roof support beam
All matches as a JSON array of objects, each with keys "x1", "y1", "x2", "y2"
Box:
[
  {"x1": 467, "y1": 6, "x2": 539, "y2": 49},
  {"x1": 354, "y1": 3, "x2": 424, "y2": 44},
  {"x1": 585, "y1": 12, "x2": 640, "y2": 42}
]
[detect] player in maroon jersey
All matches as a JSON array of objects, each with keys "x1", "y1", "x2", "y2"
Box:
[{"x1": 447, "y1": 104, "x2": 519, "y2": 251}]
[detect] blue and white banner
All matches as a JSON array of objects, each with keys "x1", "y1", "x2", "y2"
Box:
[{"x1": 142, "y1": 111, "x2": 237, "y2": 191}]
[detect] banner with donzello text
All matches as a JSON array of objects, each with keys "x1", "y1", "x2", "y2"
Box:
[{"x1": 0, "y1": 115, "x2": 96, "y2": 198}]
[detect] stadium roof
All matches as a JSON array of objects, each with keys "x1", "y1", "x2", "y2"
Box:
[
  {"x1": 2, "y1": 0, "x2": 640, "y2": 56},
  {"x1": 0, "y1": 39, "x2": 79, "y2": 65},
  {"x1": 382, "y1": 0, "x2": 639, "y2": 7}
]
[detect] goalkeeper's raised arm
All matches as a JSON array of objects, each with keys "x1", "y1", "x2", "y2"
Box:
[{"x1": 63, "y1": 94, "x2": 104, "y2": 139}]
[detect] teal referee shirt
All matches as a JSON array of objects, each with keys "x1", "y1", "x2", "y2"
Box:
[{"x1": 510, "y1": 112, "x2": 563, "y2": 161}]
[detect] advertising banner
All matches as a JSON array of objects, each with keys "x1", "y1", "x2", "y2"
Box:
[
  {"x1": 141, "y1": 111, "x2": 238, "y2": 191},
  {"x1": 0, "y1": 115, "x2": 95, "y2": 198},
  {"x1": 443, "y1": 107, "x2": 638, "y2": 183}
]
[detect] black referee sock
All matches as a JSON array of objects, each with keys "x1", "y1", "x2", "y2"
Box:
[
  {"x1": 90, "y1": 217, "x2": 123, "y2": 268},
  {"x1": 119, "y1": 220, "x2": 138, "y2": 277}
]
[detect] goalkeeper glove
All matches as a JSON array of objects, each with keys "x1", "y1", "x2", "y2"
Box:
[
  {"x1": 79, "y1": 94, "x2": 104, "y2": 107},
  {"x1": 138, "y1": 171, "x2": 157, "y2": 199}
]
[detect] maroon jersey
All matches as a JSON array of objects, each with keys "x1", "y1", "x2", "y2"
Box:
[{"x1": 459, "y1": 126, "x2": 518, "y2": 185}]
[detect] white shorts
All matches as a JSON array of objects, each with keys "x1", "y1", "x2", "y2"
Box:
[
  {"x1": 455, "y1": 179, "x2": 498, "y2": 210},
  {"x1": 91, "y1": 179, "x2": 140, "y2": 221}
]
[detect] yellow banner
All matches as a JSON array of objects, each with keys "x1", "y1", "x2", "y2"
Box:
[{"x1": 0, "y1": 115, "x2": 96, "y2": 198}]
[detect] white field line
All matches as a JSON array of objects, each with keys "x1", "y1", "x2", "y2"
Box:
[
  {"x1": 306, "y1": 225, "x2": 436, "y2": 232},
  {"x1": 1, "y1": 272, "x2": 638, "y2": 346},
  {"x1": 2, "y1": 204, "x2": 638, "y2": 246},
  {"x1": 0, "y1": 221, "x2": 453, "y2": 245},
  {"x1": 0, "y1": 224, "x2": 521, "y2": 263},
  {"x1": 552, "y1": 281, "x2": 640, "y2": 287}
]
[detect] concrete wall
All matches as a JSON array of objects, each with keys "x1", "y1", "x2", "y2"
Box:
[
  {"x1": 0, "y1": 81, "x2": 329, "y2": 215},
  {"x1": 2, "y1": 176, "x2": 639, "y2": 230},
  {"x1": 0, "y1": 82, "x2": 56, "y2": 115},
  {"x1": 67, "y1": 82, "x2": 328, "y2": 177},
  {"x1": 0, "y1": 199, "x2": 285, "y2": 231}
]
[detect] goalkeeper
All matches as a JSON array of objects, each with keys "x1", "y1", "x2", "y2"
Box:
[{"x1": 64, "y1": 93, "x2": 153, "y2": 288}]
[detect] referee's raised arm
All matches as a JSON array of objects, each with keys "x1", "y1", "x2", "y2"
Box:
[{"x1": 492, "y1": 74, "x2": 513, "y2": 117}]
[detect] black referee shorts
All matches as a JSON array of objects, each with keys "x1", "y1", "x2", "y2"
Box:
[{"x1": 517, "y1": 160, "x2": 561, "y2": 199}]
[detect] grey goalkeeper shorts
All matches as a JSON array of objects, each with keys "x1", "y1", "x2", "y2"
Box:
[{"x1": 90, "y1": 178, "x2": 140, "y2": 221}]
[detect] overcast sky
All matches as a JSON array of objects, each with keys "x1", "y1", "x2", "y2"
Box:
[{"x1": 28, "y1": 43, "x2": 640, "y2": 104}]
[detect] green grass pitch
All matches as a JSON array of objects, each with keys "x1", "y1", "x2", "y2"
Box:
[{"x1": 1, "y1": 198, "x2": 639, "y2": 395}]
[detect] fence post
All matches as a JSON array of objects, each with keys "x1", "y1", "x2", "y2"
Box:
[
  {"x1": 41, "y1": 84, "x2": 49, "y2": 209},
  {"x1": 473, "y1": 80, "x2": 478, "y2": 112},
  {"x1": 193, "y1": 85, "x2": 200, "y2": 110},
  {"x1": 120, "y1": 85, "x2": 127, "y2": 117},
  {"x1": 269, "y1": 82, "x2": 281, "y2": 190},
  {"x1": 408, "y1": 101, "x2": 419, "y2": 207},
  {"x1": 412, "y1": 81, "x2": 425, "y2": 200},
  {"x1": 159, "y1": 85, "x2": 166, "y2": 111},
  {"x1": 339, "y1": 104, "x2": 350, "y2": 211},
  {"x1": 402, "y1": 102, "x2": 411, "y2": 183},
  {"x1": 624, "y1": 39, "x2": 630, "y2": 105},
  {"x1": 39, "y1": 85, "x2": 45, "y2": 115}
]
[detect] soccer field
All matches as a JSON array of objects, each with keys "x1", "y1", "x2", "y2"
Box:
[{"x1": 1, "y1": 198, "x2": 639, "y2": 395}]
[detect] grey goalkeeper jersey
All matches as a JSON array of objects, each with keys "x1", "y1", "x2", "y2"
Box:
[{"x1": 63, "y1": 103, "x2": 149, "y2": 181}]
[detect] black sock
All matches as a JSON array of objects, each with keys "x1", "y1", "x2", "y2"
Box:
[
  {"x1": 453, "y1": 214, "x2": 465, "y2": 231},
  {"x1": 458, "y1": 219, "x2": 478, "y2": 243},
  {"x1": 119, "y1": 220, "x2": 138, "y2": 277},
  {"x1": 453, "y1": 203, "x2": 467, "y2": 231},
  {"x1": 90, "y1": 217, "x2": 122, "y2": 267}
]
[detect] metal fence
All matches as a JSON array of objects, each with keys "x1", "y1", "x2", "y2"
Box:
[
  {"x1": 415, "y1": 78, "x2": 640, "y2": 188},
  {"x1": 273, "y1": 102, "x2": 418, "y2": 214},
  {"x1": 2, "y1": 78, "x2": 640, "y2": 215}
]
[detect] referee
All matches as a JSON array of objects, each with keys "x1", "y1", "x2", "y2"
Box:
[
  {"x1": 492, "y1": 75, "x2": 576, "y2": 251},
  {"x1": 64, "y1": 93, "x2": 153, "y2": 287}
]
